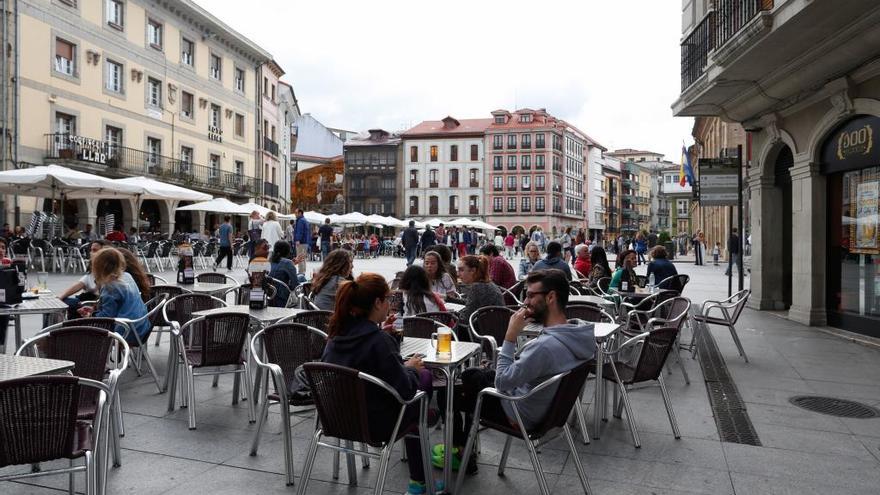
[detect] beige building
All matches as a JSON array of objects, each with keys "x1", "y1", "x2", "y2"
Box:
[{"x1": 1, "y1": 0, "x2": 283, "y2": 234}]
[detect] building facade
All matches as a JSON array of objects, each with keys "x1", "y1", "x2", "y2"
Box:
[
  {"x1": 401, "y1": 116, "x2": 490, "y2": 221},
  {"x1": 342, "y1": 129, "x2": 402, "y2": 217},
  {"x1": 586, "y1": 142, "x2": 607, "y2": 241},
  {"x1": 257, "y1": 60, "x2": 285, "y2": 212},
  {"x1": 0, "y1": 0, "x2": 291, "y2": 234},
  {"x1": 602, "y1": 155, "x2": 622, "y2": 243},
  {"x1": 276, "y1": 81, "x2": 300, "y2": 214},
  {"x1": 290, "y1": 113, "x2": 344, "y2": 213},
  {"x1": 675, "y1": 0, "x2": 880, "y2": 336}
]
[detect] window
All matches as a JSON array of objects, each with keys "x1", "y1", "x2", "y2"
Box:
[
  {"x1": 449, "y1": 169, "x2": 459, "y2": 187},
  {"x1": 409, "y1": 169, "x2": 418, "y2": 187},
  {"x1": 146, "y1": 137, "x2": 161, "y2": 167},
  {"x1": 521, "y1": 197, "x2": 531, "y2": 212},
  {"x1": 536, "y1": 155, "x2": 545, "y2": 169},
  {"x1": 521, "y1": 155, "x2": 531, "y2": 170},
  {"x1": 469, "y1": 195, "x2": 478, "y2": 213},
  {"x1": 181, "y1": 91, "x2": 194, "y2": 119},
  {"x1": 493, "y1": 156, "x2": 502, "y2": 171},
  {"x1": 507, "y1": 134, "x2": 516, "y2": 149},
  {"x1": 536, "y1": 175, "x2": 545, "y2": 190},
  {"x1": 536, "y1": 133, "x2": 545, "y2": 148},
  {"x1": 449, "y1": 196, "x2": 459, "y2": 214},
  {"x1": 271, "y1": 84, "x2": 276, "y2": 101},
  {"x1": 181, "y1": 37, "x2": 194, "y2": 66},
  {"x1": 210, "y1": 54, "x2": 222, "y2": 80},
  {"x1": 410, "y1": 146, "x2": 418, "y2": 162},
  {"x1": 493, "y1": 197, "x2": 502, "y2": 212},
  {"x1": 147, "y1": 77, "x2": 161, "y2": 108},
  {"x1": 147, "y1": 19, "x2": 162, "y2": 49},
  {"x1": 493, "y1": 176, "x2": 502, "y2": 191},
  {"x1": 536, "y1": 196, "x2": 545, "y2": 212},
  {"x1": 469, "y1": 168, "x2": 478, "y2": 187},
  {"x1": 493, "y1": 135, "x2": 503, "y2": 149},
  {"x1": 409, "y1": 196, "x2": 419, "y2": 214},
  {"x1": 522, "y1": 176, "x2": 531, "y2": 190},
  {"x1": 104, "y1": 125, "x2": 122, "y2": 155},
  {"x1": 430, "y1": 145, "x2": 438, "y2": 162},
  {"x1": 507, "y1": 156, "x2": 516, "y2": 170},
  {"x1": 210, "y1": 104, "x2": 221, "y2": 129},
  {"x1": 677, "y1": 199, "x2": 689, "y2": 216},
  {"x1": 234, "y1": 113, "x2": 245, "y2": 138},
  {"x1": 507, "y1": 176, "x2": 516, "y2": 191},
  {"x1": 54, "y1": 38, "x2": 75, "y2": 76},
  {"x1": 208, "y1": 154, "x2": 220, "y2": 181},
  {"x1": 235, "y1": 68, "x2": 245, "y2": 92},
  {"x1": 106, "y1": 0, "x2": 124, "y2": 29},
  {"x1": 429, "y1": 169, "x2": 438, "y2": 187},
  {"x1": 180, "y1": 146, "x2": 193, "y2": 165},
  {"x1": 429, "y1": 196, "x2": 438, "y2": 215},
  {"x1": 104, "y1": 59, "x2": 123, "y2": 93},
  {"x1": 450, "y1": 145, "x2": 458, "y2": 162},
  {"x1": 470, "y1": 144, "x2": 478, "y2": 161},
  {"x1": 507, "y1": 197, "x2": 516, "y2": 212},
  {"x1": 235, "y1": 160, "x2": 244, "y2": 178},
  {"x1": 519, "y1": 113, "x2": 532, "y2": 123},
  {"x1": 521, "y1": 134, "x2": 531, "y2": 148},
  {"x1": 494, "y1": 116, "x2": 505, "y2": 124}
]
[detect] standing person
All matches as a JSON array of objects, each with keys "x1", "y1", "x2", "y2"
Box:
[
  {"x1": 292, "y1": 209, "x2": 311, "y2": 274},
  {"x1": 320, "y1": 273, "x2": 437, "y2": 495},
  {"x1": 402, "y1": 220, "x2": 420, "y2": 266},
  {"x1": 479, "y1": 244, "x2": 516, "y2": 289},
  {"x1": 457, "y1": 228, "x2": 468, "y2": 259},
  {"x1": 468, "y1": 228, "x2": 478, "y2": 254},
  {"x1": 692, "y1": 231, "x2": 703, "y2": 265},
  {"x1": 247, "y1": 211, "x2": 263, "y2": 259},
  {"x1": 493, "y1": 231, "x2": 504, "y2": 248},
  {"x1": 532, "y1": 241, "x2": 573, "y2": 280},
  {"x1": 214, "y1": 215, "x2": 234, "y2": 271},
  {"x1": 447, "y1": 228, "x2": 457, "y2": 261},
  {"x1": 647, "y1": 230, "x2": 658, "y2": 249},
  {"x1": 318, "y1": 218, "x2": 334, "y2": 260},
  {"x1": 503, "y1": 232, "x2": 515, "y2": 260},
  {"x1": 435, "y1": 223, "x2": 446, "y2": 242},
  {"x1": 635, "y1": 232, "x2": 648, "y2": 265},
  {"x1": 420, "y1": 226, "x2": 435, "y2": 256},
  {"x1": 561, "y1": 227, "x2": 573, "y2": 263},
  {"x1": 261, "y1": 212, "x2": 285, "y2": 257},
  {"x1": 712, "y1": 242, "x2": 721, "y2": 266},
  {"x1": 725, "y1": 227, "x2": 743, "y2": 276}
]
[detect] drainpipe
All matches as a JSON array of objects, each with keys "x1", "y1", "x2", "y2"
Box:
[
  {"x1": 1, "y1": 0, "x2": 7, "y2": 225},
  {"x1": 12, "y1": 0, "x2": 19, "y2": 225}
]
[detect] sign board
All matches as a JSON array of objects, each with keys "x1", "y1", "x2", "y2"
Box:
[{"x1": 697, "y1": 157, "x2": 739, "y2": 206}]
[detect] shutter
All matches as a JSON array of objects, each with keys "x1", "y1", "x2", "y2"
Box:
[{"x1": 56, "y1": 39, "x2": 73, "y2": 60}]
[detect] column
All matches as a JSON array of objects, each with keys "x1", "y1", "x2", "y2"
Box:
[
  {"x1": 787, "y1": 158, "x2": 827, "y2": 326},
  {"x1": 159, "y1": 200, "x2": 177, "y2": 236},
  {"x1": 747, "y1": 173, "x2": 785, "y2": 310}
]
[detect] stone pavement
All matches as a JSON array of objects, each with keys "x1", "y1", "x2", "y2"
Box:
[{"x1": 2, "y1": 254, "x2": 879, "y2": 494}]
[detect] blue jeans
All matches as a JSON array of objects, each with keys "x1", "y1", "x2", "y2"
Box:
[
  {"x1": 726, "y1": 253, "x2": 742, "y2": 275},
  {"x1": 321, "y1": 241, "x2": 330, "y2": 260},
  {"x1": 406, "y1": 246, "x2": 417, "y2": 266}
]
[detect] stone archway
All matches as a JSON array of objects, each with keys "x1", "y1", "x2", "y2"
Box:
[{"x1": 511, "y1": 225, "x2": 525, "y2": 236}]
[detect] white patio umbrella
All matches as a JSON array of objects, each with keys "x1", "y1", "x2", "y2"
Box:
[
  {"x1": 175, "y1": 198, "x2": 251, "y2": 215},
  {"x1": 335, "y1": 212, "x2": 369, "y2": 225},
  {"x1": 304, "y1": 211, "x2": 328, "y2": 224},
  {"x1": 239, "y1": 202, "x2": 293, "y2": 220},
  {"x1": 105, "y1": 176, "x2": 212, "y2": 233},
  {"x1": 366, "y1": 214, "x2": 390, "y2": 227},
  {"x1": 422, "y1": 218, "x2": 445, "y2": 227},
  {"x1": 470, "y1": 220, "x2": 498, "y2": 230},
  {"x1": 380, "y1": 216, "x2": 408, "y2": 228},
  {"x1": 447, "y1": 217, "x2": 475, "y2": 227},
  {"x1": 404, "y1": 219, "x2": 427, "y2": 229}
]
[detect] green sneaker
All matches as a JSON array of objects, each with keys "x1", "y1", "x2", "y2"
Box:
[{"x1": 430, "y1": 444, "x2": 461, "y2": 470}]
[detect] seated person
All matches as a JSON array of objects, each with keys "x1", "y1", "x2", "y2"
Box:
[
  {"x1": 532, "y1": 241, "x2": 573, "y2": 280},
  {"x1": 646, "y1": 245, "x2": 679, "y2": 289},
  {"x1": 105, "y1": 224, "x2": 127, "y2": 242},
  {"x1": 479, "y1": 244, "x2": 516, "y2": 289},
  {"x1": 57, "y1": 240, "x2": 111, "y2": 319},
  {"x1": 394, "y1": 265, "x2": 446, "y2": 328},
  {"x1": 455, "y1": 255, "x2": 504, "y2": 338},
  {"x1": 127, "y1": 227, "x2": 140, "y2": 244},
  {"x1": 423, "y1": 250, "x2": 457, "y2": 299},
  {"x1": 610, "y1": 249, "x2": 638, "y2": 292},
  {"x1": 573, "y1": 244, "x2": 592, "y2": 279},
  {"x1": 321, "y1": 273, "x2": 436, "y2": 495},
  {"x1": 268, "y1": 240, "x2": 303, "y2": 307},
  {"x1": 79, "y1": 248, "x2": 149, "y2": 344},
  {"x1": 518, "y1": 241, "x2": 541, "y2": 280},
  {"x1": 311, "y1": 249, "x2": 354, "y2": 311},
  {"x1": 118, "y1": 248, "x2": 152, "y2": 302},
  {"x1": 445, "y1": 269, "x2": 596, "y2": 472},
  {"x1": 250, "y1": 238, "x2": 270, "y2": 261}
]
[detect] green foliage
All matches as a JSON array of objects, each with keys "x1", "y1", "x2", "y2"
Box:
[{"x1": 658, "y1": 231, "x2": 671, "y2": 244}]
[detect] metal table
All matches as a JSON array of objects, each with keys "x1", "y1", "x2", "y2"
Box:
[
  {"x1": 174, "y1": 281, "x2": 237, "y2": 297},
  {"x1": 399, "y1": 337, "x2": 481, "y2": 491},
  {"x1": 0, "y1": 296, "x2": 68, "y2": 354},
  {"x1": 445, "y1": 302, "x2": 465, "y2": 313},
  {"x1": 569, "y1": 295, "x2": 616, "y2": 308},
  {"x1": 0, "y1": 353, "x2": 74, "y2": 381},
  {"x1": 193, "y1": 305, "x2": 307, "y2": 324}
]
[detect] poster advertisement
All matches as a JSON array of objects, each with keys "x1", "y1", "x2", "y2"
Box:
[{"x1": 855, "y1": 181, "x2": 878, "y2": 251}]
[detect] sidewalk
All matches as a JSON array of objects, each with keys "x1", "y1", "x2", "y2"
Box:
[{"x1": 2, "y1": 256, "x2": 879, "y2": 494}]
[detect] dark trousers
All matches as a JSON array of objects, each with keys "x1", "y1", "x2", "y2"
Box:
[
  {"x1": 215, "y1": 245, "x2": 233, "y2": 270},
  {"x1": 405, "y1": 246, "x2": 417, "y2": 266},
  {"x1": 374, "y1": 368, "x2": 432, "y2": 482},
  {"x1": 439, "y1": 368, "x2": 508, "y2": 448},
  {"x1": 321, "y1": 241, "x2": 330, "y2": 260},
  {"x1": 63, "y1": 292, "x2": 98, "y2": 320}
]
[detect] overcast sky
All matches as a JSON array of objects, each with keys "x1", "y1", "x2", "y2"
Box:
[{"x1": 208, "y1": 0, "x2": 693, "y2": 162}]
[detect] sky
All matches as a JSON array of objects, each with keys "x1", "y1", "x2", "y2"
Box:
[{"x1": 207, "y1": 0, "x2": 693, "y2": 162}]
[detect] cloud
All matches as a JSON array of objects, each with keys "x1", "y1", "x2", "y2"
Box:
[{"x1": 207, "y1": 0, "x2": 693, "y2": 160}]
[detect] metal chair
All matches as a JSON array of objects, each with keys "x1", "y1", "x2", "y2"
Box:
[
  {"x1": 602, "y1": 326, "x2": 682, "y2": 448},
  {"x1": 196, "y1": 272, "x2": 237, "y2": 285},
  {"x1": 171, "y1": 311, "x2": 256, "y2": 429},
  {"x1": 658, "y1": 273, "x2": 690, "y2": 292},
  {"x1": 692, "y1": 289, "x2": 751, "y2": 362},
  {"x1": 231, "y1": 283, "x2": 278, "y2": 306},
  {"x1": 149, "y1": 285, "x2": 190, "y2": 347},
  {"x1": 114, "y1": 294, "x2": 168, "y2": 392},
  {"x1": 293, "y1": 282, "x2": 314, "y2": 309},
  {"x1": 161, "y1": 293, "x2": 227, "y2": 396},
  {"x1": 297, "y1": 362, "x2": 435, "y2": 495},
  {"x1": 399, "y1": 316, "x2": 457, "y2": 340},
  {"x1": 17, "y1": 326, "x2": 130, "y2": 490},
  {"x1": 565, "y1": 303, "x2": 615, "y2": 323},
  {"x1": 249, "y1": 322, "x2": 328, "y2": 485},
  {"x1": 469, "y1": 306, "x2": 514, "y2": 366},
  {"x1": 416, "y1": 311, "x2": 458, "y2": 330},
  {"x1": 0, "y1": 375, "x2": 110, "y2": 495},
  {"x1": 454, "y1": 362, "x2": 593, "y2": 495},
  {"x1": 280, "y1": 309, "x2": 332, "y2": 332},
  {"x1": 267, "y1": 275, "x2": 296, "y2": 308},
  {"x1": 145, "y1": 273, "x2": 168, "y2": 286}
]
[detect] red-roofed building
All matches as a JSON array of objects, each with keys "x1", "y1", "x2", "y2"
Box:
[{"x1": 401, "y1": 117, "x2": 492, "y2": 220}]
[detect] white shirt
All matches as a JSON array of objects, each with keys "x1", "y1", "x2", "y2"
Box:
[
  {"x1": 78, "y1": 273, "x2": 97, "y2": 293},
  {"x1": 494, "y1": 235, "x2": 504, "y2": 246},
  {"x1": 261, "y1": 220, "x2": 284, "y2": 249}
]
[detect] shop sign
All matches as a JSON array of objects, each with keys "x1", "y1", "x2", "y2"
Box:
[
  {"x1": 208, "y1": 125, "x2": 223, "y2": 143},
  {"x1": 68, "y1": 135, "x2": 107, "y2": 165},
  {"x1": 821, "y1": 115, "x2": 880, "y2": 174},
  {"x1": 697, "y1": 157, "x2": 739, "y2": 206}
]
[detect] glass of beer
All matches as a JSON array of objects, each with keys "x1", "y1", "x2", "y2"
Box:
[{"x1": 431, "y1": 326, "x2": 453, "y2": 356}]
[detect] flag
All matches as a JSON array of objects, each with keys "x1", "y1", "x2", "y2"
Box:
[{"x1": 680, "y1": 143, "x2": 695, "y2": 186}]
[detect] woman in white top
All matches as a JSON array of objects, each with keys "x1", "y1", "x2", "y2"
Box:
[
  {"x1": 393, "y1": 265, "x2": 446, "y2": 328},
  {"x1": 423, "y1": 250, "x2": 457, "y2": 298},
  {"x1": 260, "y1": 211, "x2": 285, "y2": 254}
]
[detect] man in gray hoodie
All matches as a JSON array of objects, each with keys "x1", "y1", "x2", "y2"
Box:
[{"x1": 447, "y1": 268, "x2": 595, "y2": 473}]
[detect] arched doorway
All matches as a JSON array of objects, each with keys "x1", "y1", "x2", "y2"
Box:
[
  {"x1": 139, "y1": 199, "x2": 161, "y2": 232},
  {"x1": 511, "y1": 225, "x2": 525, "y2": 236},
  {"x1": 774, "y1": 145, "x2": 794, "y2": 310},
  {"x1": 495, "y1": 225, "x2": 508, "y2": 237},
  {"x1": 96, "y1": 199, "x2": 124, "y2": 234},
  {"x1": 175, "y1": 202, "x2": 194, "y2": 233}
]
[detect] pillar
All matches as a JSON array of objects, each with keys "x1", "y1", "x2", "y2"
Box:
[
  {"x1": 787, "y1": 157, "x2": 827, "y2": 326},
  {"x1": 159, "y1": 200, "x2": 177, "y2": 236},
  {"x1": 747, "y1": 173, "x2": 786, "y2": 310}
]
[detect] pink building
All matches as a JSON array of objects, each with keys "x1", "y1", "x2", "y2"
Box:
[{"x1": 484, "y1": 108, "x2": 583, "y2": 236}]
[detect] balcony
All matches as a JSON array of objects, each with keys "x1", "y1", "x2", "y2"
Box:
[
  {"x1": 449, "y1": 180, "x2": 459, "y2": 188},
  {"x1": 622, "y1": 208, "x2": 638, "y2": 218},
  {"x1": 508, "y1": 184, "x2": 517, "y2": 192},
  {"x1": 657, "y1": 207, "x2": 670, "y2": 216},
  {"x1": 429, "y1": 181, "x2": 439, "y2": 188},
  {"x1": 45, "y1": 133, "x2": 260, "y2": 197},
  {"x1": 521, "y1": 206, "x2": 531, "y2": 213},
  {"x1": 536, "y1": 206, "x2": 545, "y2": 213},
  {"x1": 349, "y1": 187, "x2": 396, "y2": 198},
  {"x1": 263, "y1": 136, "x2": 279, "y2": 157},
  {"x1": 493, "y1": 206, "x2": 502, "y2": 213},
  {"x1": 410, "y1": 180, "x2": 419, "y2": 188},
  {"x1": 507, "y1": 143, "x2": 517, "y2": 150},
  {"x1": 674, "y1": 1, "x2": 877, "y2": 122},
  {"x1": 449, "y1": 208, "x2": 459, "y2": 215},
  {"x1": 521, "y1": 142, "x2": 531, "y2": 149},
  {"x1": 536, "y1": 162, "x2": 545, "y2": 170},
  {"x1": 536, "y1": 141, "x2": 545, "y2": 149},
  {"x1": 263, "y1": 181, "x2": 280, "y2": 198},
  {"x1": 469, "y1": 180, "x2": 479, "y2": 188},
  {"x1": 536, "y1": 185, "x2": 545, "y2": 191},
  {"x1": 493, "y1": 143, "x2": 503, "y2": 150},
  {"x1": 469, "y1": 206, "x2": 479, "y2": 215},
  {"x1": 410, "y1": 206, "x2": 419, "y2": 215}
]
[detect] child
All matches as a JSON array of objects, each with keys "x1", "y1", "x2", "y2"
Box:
[{"x1": 713, "y1": 242, "x2": 721, "y2": 266}]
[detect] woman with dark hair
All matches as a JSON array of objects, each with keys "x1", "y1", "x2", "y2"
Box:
[
  {"x1": 587, "y1": 246, "x2": 612, "y2": 285},
  {"x1": 311, "y1": 249, "x2": 354, "y2": 311},
  {"x1": 424, "y1": 244, "x2": 457, "y2": 281},
  {"x1": 118, "y1": 248, "x2": 152, "y2": 301},
  {"x1": 269, "y1": 240, "x2": 302, "y2": 307},
  {"x1": 394, "y1": 265, "x2": 446, "y2": 328},
  {"x1": 456, "y1": 255, "x2": 504, "y2": 338},
  {"x1": 322, "y1": 273, "x2": 436, "y2": 495},
  {"x1": 610, "y1": 249, "x2": 638, "y2": 292},
  {"x1": 423, "y1": 250, "x2": 457, "y2": 298}
]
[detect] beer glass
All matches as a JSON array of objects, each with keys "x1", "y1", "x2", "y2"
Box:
[{"x1": 431, "y1": 325, "x2": 453, "y2": 355}]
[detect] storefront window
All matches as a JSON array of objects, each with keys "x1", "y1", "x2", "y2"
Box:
[{"x1": 834, "y1": 165, "x2": 880, "y2": 320}]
